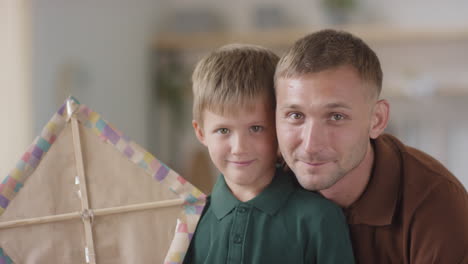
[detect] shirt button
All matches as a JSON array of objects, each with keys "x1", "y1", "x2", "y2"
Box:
[
  {"x1": 234, "y1": 235, "x2": 242, "y2": 244},
  {"x1": 238, "y1": 207, "x2": 247, "y2": 213}
]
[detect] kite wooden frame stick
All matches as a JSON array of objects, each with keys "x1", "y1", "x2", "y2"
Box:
[
  {"x1": 0, "y1": 198, "x2": 184, "y2": 230},
  {"x1": 71, "y1": 115, "x2": 96, "y2": 263}
]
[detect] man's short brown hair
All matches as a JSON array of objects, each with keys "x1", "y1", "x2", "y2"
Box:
[
  {"x1": 192, "y1": 44, "x2": 279, "y2": 122},
  {"x1": 275, "y1": 29, "x2": 383, "y2": 98}
]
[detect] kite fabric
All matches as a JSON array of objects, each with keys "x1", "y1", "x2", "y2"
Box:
[{"x1": 0, "y1": 96, "x2": 206, "y2": 264}]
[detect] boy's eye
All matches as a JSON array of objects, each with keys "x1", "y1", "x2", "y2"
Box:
[
  {"x1": 250, "y1": 125, "x2": 263, "y2": 133},
  {"x1": 216, "y1": 128, "x2": 230, "y2": 134},
  {"x1": 330, "y1": 113, "x2": 345, "y2": 121}
]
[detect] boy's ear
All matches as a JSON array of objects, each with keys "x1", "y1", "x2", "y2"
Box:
[{"x1": 192, "y1": 120, "x2": 206, "y2": 146}]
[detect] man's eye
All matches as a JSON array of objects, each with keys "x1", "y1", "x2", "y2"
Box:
[
  {"x1": 288, "y1": 112, "x2": 304, "y2": 120},
  {"x1": 330, "y1": 113, "x2": 345, "y2": 121},
  {"x1": 216, "y1": 128, "x2": 229, "y2": 134},
  {"x1": 250, "y1": 126, "x2": 263, "y2": 133}
]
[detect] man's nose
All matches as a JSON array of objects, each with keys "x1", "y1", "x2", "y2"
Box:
[{"x1": 302, "y1": 120, "x2": 326, "y2": 154}]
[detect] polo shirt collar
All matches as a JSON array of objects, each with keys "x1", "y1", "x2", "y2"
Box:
[
  {"x1": 211, "y1": 174, "x2": 240, "y2": 220},
  {"x1": 211, "y1": 169, "x2": 295, "y2": 220},
  {"x1": 247, "y1": 169, "x2": 295, "y2": 215},
  {"x1": 346, "y1": 134, "x2": 402, "y2": 226}
]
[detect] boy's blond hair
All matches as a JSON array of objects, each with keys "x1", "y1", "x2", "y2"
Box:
[
  {"x1": 275, "y1": 29, "x2": 383, "y2": 99},
  {"x1": 192, "y1": 44, "x2": 279, "y2": 123}
]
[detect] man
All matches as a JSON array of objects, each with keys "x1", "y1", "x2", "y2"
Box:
[{"x1": 274, "y1": 29, "x2": 468, "y2": 263}]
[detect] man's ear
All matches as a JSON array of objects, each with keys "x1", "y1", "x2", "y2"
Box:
[
  {"x1": 369, "y1": 99, "x2": 390, "y2": 139},
  {"x1": 192, "y1": 120, "x2": 206, "y2": 146}
]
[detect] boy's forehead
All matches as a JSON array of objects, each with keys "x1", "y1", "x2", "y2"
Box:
[
  {"x1": 202, "y1": 97, "x2": 274, "y2": 121},
  {"x1": 211, "y1": 95, "x2": 272, "y2": 113}
]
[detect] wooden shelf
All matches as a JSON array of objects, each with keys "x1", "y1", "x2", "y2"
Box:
[{"x1": 154, "y1": 25, "x2": 468, "y2": 51}]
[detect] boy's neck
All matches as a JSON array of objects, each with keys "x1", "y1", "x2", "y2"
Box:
[{"x1": 225, "y1": 167, "x2": 276, "y2": 202}]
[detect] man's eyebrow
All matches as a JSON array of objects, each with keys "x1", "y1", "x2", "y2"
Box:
[
  {"x1": 278, "y1": 104, "x2": 301, "y2": 110},
  {"x1": 325, "y1": 102, "x2": 352, "y2": 110},
  {"x1": 279, "y1": 103, "x2": 352, "y2": 110}
]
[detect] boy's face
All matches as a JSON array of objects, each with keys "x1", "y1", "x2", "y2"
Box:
[{"x1": 193, "y1": 97, "x2": 278, "y2": 190}]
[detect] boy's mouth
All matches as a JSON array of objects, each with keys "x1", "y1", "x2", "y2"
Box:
[{"x1": 228, "y1": 160, "x2": 255, "y2": 166}]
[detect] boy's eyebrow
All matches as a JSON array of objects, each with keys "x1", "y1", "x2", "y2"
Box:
[{"x1": 246, "y1": 120, "x2": 268, "y2": 126}]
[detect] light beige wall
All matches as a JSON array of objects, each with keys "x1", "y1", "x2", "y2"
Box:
[{"x1": 0, "y1": 0, "x2": 32, "y2": 178}]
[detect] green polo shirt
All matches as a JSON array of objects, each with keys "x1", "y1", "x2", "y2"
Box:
[{"x1": 183, "y1": 169, "x2": 355, "y2": 264}]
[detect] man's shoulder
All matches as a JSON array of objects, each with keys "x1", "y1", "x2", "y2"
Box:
[
  {"x1": 379, "y1": 134, "x2": 467, "y2": 214},
  {"x1": 380, "y1": 134, "x2": 464, "y2": 189}
]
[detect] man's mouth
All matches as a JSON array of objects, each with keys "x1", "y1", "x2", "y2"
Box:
[
  {"x1": 296, "y1": 156, "x2": 335, "y2": 167},
  {"x1": 302, "y1": 160, "x2": 329, "y2": 167}
]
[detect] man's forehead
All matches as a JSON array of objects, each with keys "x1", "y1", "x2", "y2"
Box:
[
  {"x1": 277, "y1": 100, "x2": 354, "y2": 111},
  {"x1": 276, "y1": 76, "x2": 372, "y2": 104},
  {"x1": 276, "y1": 69, "x2": 378, "y2": 102}
]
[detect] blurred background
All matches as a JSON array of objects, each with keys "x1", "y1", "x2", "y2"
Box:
[{"x1": 1, "y1": 0, "x2": 467, "y2": 193}]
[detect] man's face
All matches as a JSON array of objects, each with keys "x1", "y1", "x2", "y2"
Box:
[
  {"x1": 276, "y1": 65, "x2": 377, "y2": 191},
  {"x1": 193, "y1": 97, "x2": 278, "y2": 189}
]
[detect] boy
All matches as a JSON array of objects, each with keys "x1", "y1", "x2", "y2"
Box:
[{"x1": 183, "y1": 44, "x2": 354, "y2": 263}]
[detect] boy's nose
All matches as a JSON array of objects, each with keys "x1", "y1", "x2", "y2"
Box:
[{"x1": 231, "y1": 134, "x2": 248, "y2": 155}]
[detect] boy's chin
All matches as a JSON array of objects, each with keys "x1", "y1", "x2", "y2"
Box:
[{"x1": 224, "y1": 173, "x2": 254, "y2": 185}]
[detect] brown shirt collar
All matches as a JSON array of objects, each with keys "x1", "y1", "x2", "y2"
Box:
[{"x1": 346, "y1": 134, "x2": 403, "y2": 226}]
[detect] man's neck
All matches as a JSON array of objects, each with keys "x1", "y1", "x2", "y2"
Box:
[
  {"x1": 320, "y1": 142, "x2": 374, "y2": 208},
  {"x1": 226, "y1": 167, "x2": 275, "y2": 202}
]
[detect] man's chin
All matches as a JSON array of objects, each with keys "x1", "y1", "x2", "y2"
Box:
[
  {"x1": 295, "y1": 172, "x2": 337, "y2": 191},
  {"x1": 297, "y1": 178, "x2": 322, "y2": 191}
]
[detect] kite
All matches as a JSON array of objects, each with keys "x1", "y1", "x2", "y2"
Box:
[{"x1": 0, "y1": 97, "x2": 206, "y2": 263}]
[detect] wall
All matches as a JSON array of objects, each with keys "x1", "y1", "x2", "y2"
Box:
[
  {"x1": 0, "y1": 1, "x2": 32, "y2": 178},
  {"x1": 159, "y1": 0, "x2": 468, "y2": 31},
  {"x1": 30, "y1": 0, "x2": 165, "y2": 150}
]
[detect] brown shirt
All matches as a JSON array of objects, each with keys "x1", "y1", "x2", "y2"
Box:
[{"x1": 344, "y1": 134, "x2": 468, "y2": 264}]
